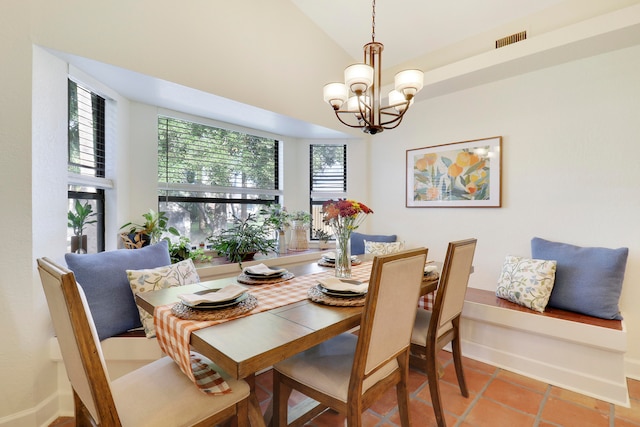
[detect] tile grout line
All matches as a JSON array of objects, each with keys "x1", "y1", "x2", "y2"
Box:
[
  {"x1": 453, "y1": 367, "x2": 501, "y2": 426},
  {"x1": 532, "y1": 384, "x2": 552, "y2": 427}
]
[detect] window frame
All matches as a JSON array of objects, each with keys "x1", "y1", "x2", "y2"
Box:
[
  {"x1": 309, "y1": 144, "x2": 347, "y2": 239},
  {"x1": 68, "y1": 78, "x2": 111, "y2": 253}
]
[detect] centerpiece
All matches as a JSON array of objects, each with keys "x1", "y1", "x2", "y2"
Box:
[{"x1": 322, "y1": 199, "x2": 373, "y2": 278}]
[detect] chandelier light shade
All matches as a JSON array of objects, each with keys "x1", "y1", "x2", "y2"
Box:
[{"x1": 322, "y1": 0, "x2": 424, "y2": 135}]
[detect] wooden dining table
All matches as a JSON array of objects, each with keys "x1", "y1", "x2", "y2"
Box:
[{"x1": 136, "y1": 257, "x2": 438, "y2": 427}]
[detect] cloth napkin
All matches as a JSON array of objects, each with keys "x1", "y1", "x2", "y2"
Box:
[
  {"x1": 424, "y1": 265, "x2": 438, "y2": 274},
  {"x1": 243, "y1": 263, "x2": 287, "y2": 276},
  {"x1": 318, "y1": 277, "x2": 368, "y2": 293},
  {"x1": 178, "y1": 284, "x2": 247, "y2": 306}
]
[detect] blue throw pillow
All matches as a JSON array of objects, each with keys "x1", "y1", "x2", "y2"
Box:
[
  {"x1": 530, "y1": 237, "x2": 628, "y2": 320},
  {"x1": 351, "y1": 232, "x2": 397, "y2": 255},
  {"x1": 65, "y1": 241, "x2": 171, "y2": 340}
]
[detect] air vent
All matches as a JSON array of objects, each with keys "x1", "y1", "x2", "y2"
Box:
[{"x1": 495, "y1": 31, "x2": 527, "y2": 49}]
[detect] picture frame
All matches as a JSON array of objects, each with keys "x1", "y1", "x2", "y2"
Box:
[{"x1": 406, "y1": 136, "x2": 502, "y2": 208}]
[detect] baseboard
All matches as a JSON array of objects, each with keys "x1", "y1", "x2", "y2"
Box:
[
  {"x1": 625, "y1": 357, "x2": 640, "y2": 381},
  {"x1": 461, "y1": 337, "x2": 629, "y2": 406},
  {"x1": 0, "y1": 391, "x2": 59, "y2": 427}
]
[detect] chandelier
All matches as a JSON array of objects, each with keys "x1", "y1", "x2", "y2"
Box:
[{"x1": 322, "y1": 0, "x2": 424, "y2": 135}]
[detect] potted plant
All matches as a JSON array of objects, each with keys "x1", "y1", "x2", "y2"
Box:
[
  {"x1": 313, "y1": 228, "x2": 331, "y2": 250},
  {"x1": 208, "y1": 213, "x2": 276, "y2": 265},
  {"x1": 289, "y1": 210, "x2": 311, "y2": 251},
  {"x1": 259, "y1": 204, "x2": 290, "y2": 254},
  {"x1": 120, "y1": 209, "x2": 179, "y2": 249},
  {"x1": 68, "y1": 200, "x2": 98, "y2": 253},
  {"x1": 168, "y1": 235, "x2": 212, "y2": 264},
  {"x1": 289, "y1": 210, "x2": 311, "y2": 226}
]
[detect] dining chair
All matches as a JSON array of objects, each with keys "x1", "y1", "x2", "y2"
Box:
[
  {"x1": 409, "y1": 238, "x2": 477, "y2": 427},
  {"x1": 37, "y1": 257, "x2": 250, "y2": 427},
  {"x1": 272, "y1": 247, "x2": 428, "y2": 427}
]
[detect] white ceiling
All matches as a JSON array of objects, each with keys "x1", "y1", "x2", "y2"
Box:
[
  {"x1": 57, "y1": 0, "x2": 573, "y2": 139},
  {"x1": 290, "y1": 0, "x2": 566, "y2": 67}
]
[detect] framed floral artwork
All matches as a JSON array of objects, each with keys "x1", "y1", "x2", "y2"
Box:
[{"x1": 406, "y1": 136, "x2": 502, "y2": 207}]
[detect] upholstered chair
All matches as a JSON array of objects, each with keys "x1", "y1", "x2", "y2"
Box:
[
  {"x1": 37, "y1": 257, "x2": 250, "y2": 427},
  {"x1": 272, "y1": 248, "x2": 428, "y2": 426},
  {"x1": 410, "y1": 238, "x2": 477, "y2": 427}
]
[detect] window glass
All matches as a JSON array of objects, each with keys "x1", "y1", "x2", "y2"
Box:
[
  {"x1": 309, "y1": 144, "x2": 347, "y2": 239},
  {"x1": 158, "y1": 116, "x2": 281, "y2": 245},
  {"x1": 68, "y1": 80, "x2": 106, "y2": 253}
]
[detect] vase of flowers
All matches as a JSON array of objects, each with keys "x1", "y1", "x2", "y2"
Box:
[{"x1": 322, "y1": 199, "x2": 373, "y2": 278}]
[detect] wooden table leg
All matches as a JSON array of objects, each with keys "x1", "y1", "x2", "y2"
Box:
[{"x1": 245, "y1": 374, "x2": 267, "y2": 427}]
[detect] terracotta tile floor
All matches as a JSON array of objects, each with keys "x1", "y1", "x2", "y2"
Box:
[{"x1": 50, "y1": 351, "x2": 640, "y2": 427}]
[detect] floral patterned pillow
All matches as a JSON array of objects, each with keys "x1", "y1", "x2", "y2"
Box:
[
  {"x1": 364, "y1": 240, "x2": 405, "y2": 255},
  {"x1": 127, "y1": 259, "x2": 200, "y2": 338},
  {"x1": 496, "y1": 256, "x2": 557, "y2": 313}
]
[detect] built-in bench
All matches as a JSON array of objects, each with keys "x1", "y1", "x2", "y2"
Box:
[{"x1": 460, "y1": 288, "x2": 629, "y2": 406}]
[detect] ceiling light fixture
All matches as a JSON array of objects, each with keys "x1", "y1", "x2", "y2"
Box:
[{"x1": 322, "y1": 0, "x2": 424, "y2": 135}]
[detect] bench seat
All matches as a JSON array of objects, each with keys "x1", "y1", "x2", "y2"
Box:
[{"x1": 460, "y1": 288, "x2": 629, "y2": 406}]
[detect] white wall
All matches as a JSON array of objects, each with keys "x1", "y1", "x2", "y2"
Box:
[
  {"x1": 368, "y1": 44, "x2": 640, "y2": 375},
  {"x1": 2, "y1": 0, "x2": 639, "y2": 424}
]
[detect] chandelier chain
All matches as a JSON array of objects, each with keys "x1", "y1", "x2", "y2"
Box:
[{"x1": 371, "y1": 0, "x2": 376, "y2": 42}]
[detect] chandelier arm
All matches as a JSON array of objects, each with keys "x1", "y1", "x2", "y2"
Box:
[
  {"x1": 379, "y1": 105, "x2": 409, "y2": 128},
  {"x1": 334, "y1": 110, "x2": 367, "y2": 129},
  {"x1": 381, "y1": 116, "x2": 405, "y2": 130}
]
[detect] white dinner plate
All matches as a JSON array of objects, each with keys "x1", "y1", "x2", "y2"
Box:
[{"x1": 182, "y1": 292, "x2": 249, "y2": 309}]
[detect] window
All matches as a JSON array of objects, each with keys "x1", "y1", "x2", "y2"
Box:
[
  {"x1": 158, "y1": 116, "x2": 281, "y2": 245},
  {"x1": 309, "y1": 144, "x2": 347, "y2": 239},
  {"x1": 68, "y1": 79, "x2": 107, "y2": 253}
]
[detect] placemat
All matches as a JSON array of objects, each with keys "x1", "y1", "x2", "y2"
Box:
[
  {"x1": 236, "y1": 271, "x2": 295, "y2": 285},
  {"x1": 317, "y1": 258, "x2": 362, "y2": 268},
  {"x1": 171, "y1": 294, "x2": 259, "y2": 320},
  {"x1": 307, "y1": 284, "x2": 366, "y2": 307}
]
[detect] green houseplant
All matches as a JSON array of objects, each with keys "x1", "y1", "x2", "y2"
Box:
[
  {"x1": 68, "y1": 200, "x2": 98, "y2": 253},
  {"x1": 289, "y1": 210, "x2": 311, "y2": 225},
  {"x1": 208, "y1": 214, "x2": 276, "y2": 265},
  {"x1": 168, "y1": 235, "x2": 212, "y2": 264},
  {"x1": 259, "y1": 204, "x2": 290, "y2": 254},
  {"x1": 120, "y1": 209, "x2": 179, "y2": 248},
  {"x1": 313, "y1": 228, "x2": 331, "y2": 250},
  {"x1": 259, "y1": 204, "x2": 290, "y2": 231}
]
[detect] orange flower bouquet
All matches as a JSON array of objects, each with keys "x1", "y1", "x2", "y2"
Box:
[{"x1": 322, "y1": 199, "x2": 373, "y2": 278}]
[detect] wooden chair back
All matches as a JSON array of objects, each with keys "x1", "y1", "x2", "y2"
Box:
[
  {"x1": 350, "y1": 248, "x2": 428, "y2": 396},
  {"x1": 430, "y1": 239, "x2": 477, "y2": 342},
  {"x1": 37, "y1": 257, "x2": 121, "y2": 425}
]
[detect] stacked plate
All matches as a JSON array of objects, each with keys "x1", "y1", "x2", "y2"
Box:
[
  {"x1": 317, "y1": 277, "x2": 368, "y2": 298},
  {"x1": 321, "y1": 252, "x2": 359, "y2": 265},
  {"x1": 242, "y1": 263, "x2": 288, "y2": 280},
  {"x1": 178, "y1": 284, "x2": 249, "y2": 310}
]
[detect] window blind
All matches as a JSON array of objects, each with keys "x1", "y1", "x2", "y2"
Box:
[
  {"x1": 68, "y1": 80, "x2": 105, "y2": 178},
  {"x1": 158, "y1": 116, "x2": 279, "y2": 197},
  {"x1": 310, "y1": 144, "x2": 347, "y2": 199}
]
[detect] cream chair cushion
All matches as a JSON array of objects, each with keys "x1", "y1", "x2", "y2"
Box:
[
  {"x1": 111, "y1": 356, "x2": 249, "y2": 427},
  {"x1": 274, "y1": 334, "x2": 398, "y2": 402},
  {"x1": 411, "y1": 309, "x2": 453, "y2": 347}
]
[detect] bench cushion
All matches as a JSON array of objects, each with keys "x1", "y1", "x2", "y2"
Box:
[
  {"x1": 351, "y1": 232, "x2": 396, "y2": 255},
  {"x1": 364, "y1": 240, "x2": 405, "y2": 255},
  {"x1": 496, "y1": 255, "x2": 557, "y2": 312},
  {"x1": 127, "y1": 259, "x2": 200, "y2": 338},
  {"x1": 531, "y1": 237, "x2": 628, "y2": 320},
  {"x1": 65, "y1": 241, "x2": 171, "y2": 340}
]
